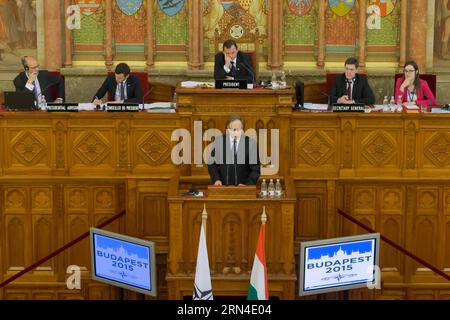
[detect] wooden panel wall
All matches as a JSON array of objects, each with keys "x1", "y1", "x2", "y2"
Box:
[{"x1": 2, "y1": 99, "x2": 450, "y2": 299}]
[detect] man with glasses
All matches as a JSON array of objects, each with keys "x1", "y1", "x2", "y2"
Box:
[
  {"x1": 329, "y1": 57, "x2": 375, "y2": 105},
  {"x1": 13, "y1": 56, "x2": 64, "y2": 103}
]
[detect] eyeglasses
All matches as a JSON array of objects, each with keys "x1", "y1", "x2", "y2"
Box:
[{"x1": 28, "y1": 64, "x2": 40, "y2": 69}]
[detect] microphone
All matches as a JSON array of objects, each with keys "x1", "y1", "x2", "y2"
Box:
[
  {"x1": 141, "y1": 86, "x2": 154, "y2": 110},
  {"x1": 295, "y1": 79, "x2": 304, "y2": 110},
  {"x1": 322, "y1": 91, "x2": 332, "y2": 108},
  {"x1": 239, "y1": 62, "x2": 256, "y2": 87}
]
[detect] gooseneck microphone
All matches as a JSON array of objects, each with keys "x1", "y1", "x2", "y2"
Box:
[
  {"x1": 141, "y1": 87, "x2": 155, "y2": 110},
  {"x1": 239, "y1": 62, "x2": 256, "y2": 86}
]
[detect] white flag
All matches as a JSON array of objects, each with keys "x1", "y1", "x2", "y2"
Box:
[{"x1": 193, "y1": 224, "x2": 213, "y2": 300}]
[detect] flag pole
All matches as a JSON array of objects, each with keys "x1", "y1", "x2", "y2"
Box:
[
  {"x1": 261, "y1": 206, "x2": 267, "y2": 224},
  {"x1": 202, "y1": 203, "x2": 208, "y2": 236}
]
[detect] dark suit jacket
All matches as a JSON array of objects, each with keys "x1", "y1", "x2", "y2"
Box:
[
  {"x1": 93, "y1": 75, "x2": 142, "y2": 103},
  {"x1": 329, "y1": 73, "x2": 375, "y2": 105},
  {"x1": 207, "y1": 134, "x2": 260, "y2": 186},
  {"x1": 214, "y1": 51, "x2": 255, "y2": 83},
  {"x1": 13, "y1": 70, "x2": 64, "y2": 102}
]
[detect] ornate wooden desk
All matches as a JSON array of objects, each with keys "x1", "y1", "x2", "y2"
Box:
[{"x1": 1, "y1": 96, "x2": 450, "y2": 300}]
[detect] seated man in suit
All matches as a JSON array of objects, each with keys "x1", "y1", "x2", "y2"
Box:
[
  {"x1": 93, "y1": 63, "x2": 142, "y2": 104},
  {"x1": 214, "y1": 39, "x2": 255, "y2": 84},
  {"x1": 329, "y1": 57, "x2": 375, "y2": 105},
  {"x1": 13, "y1": 56, "x2": 64, "y2": 103},
  {"x1": 207, "y1": 115, "x2": 260, "y2": 186}
]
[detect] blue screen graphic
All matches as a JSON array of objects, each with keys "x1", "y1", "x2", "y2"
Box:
[{"x1": 93, "y1": 234, "x2": 152, "y2": 291}]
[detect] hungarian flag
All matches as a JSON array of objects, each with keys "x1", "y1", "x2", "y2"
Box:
[
  {"x1": 193, "y1": 223, "x2": 213, "y2": 300},
  {"x1": 247, "y1": 222, "x2": 268, "y2": 300}
]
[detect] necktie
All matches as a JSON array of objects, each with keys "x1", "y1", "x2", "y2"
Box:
[
  {"x1": 120, "y1": 83, "x2": 125, "y2": 100},
  {"x1": 230, "y1": 61, "x2": 236, "y2": 77},
  {"x1": 347, "y1": 81, "x2": 352, "y2": 100},
  {"x1": 33, "y1": 81, "x2": 39, "y2": 100}
]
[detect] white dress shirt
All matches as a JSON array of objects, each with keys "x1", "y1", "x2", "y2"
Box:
[
  {"x1": 25, "y1": 72, "x2": 42, "y2": 100},
  {"x1": 223, "y1": 57, "x2": 238, "y2": 74},
  {"x1": 115, "y1": 78, "x2": 128, "y2": 101}
]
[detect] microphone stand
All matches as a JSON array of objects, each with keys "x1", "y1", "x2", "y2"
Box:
[
  {"x1": 239, "y1": 62, "x2": 256, "y2": 88},
  {"x1": 141, "y1": 86, "x2": 155, "y2": 111}
]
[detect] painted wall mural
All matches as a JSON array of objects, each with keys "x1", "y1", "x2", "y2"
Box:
[
  {"x1": 328, "y1": 0, "x2": 355, "y2": 17},
  {"x1": 157, "y1": 0, "x2": 185, "y2": 16},
  {"x1": 154, "y1": 0, "x2": 188, "y2": 48},
  {"x1": 113, "y1": 0, "x2": 146, "y2": 50},
  {"x1": 287, "y1": 0, "x2": 314, "y2": 16},
  {"x1": 326, "y1": 0, "x2": 358, "y2": 49},
  {"x1": 0, "y1": 0, "x2": 37, "y2": 66},
  {"x1": 72, "y1": 0, "x2": 104, "y2": 54},
  {"x1": 203, "y1": 0, "x2": 268, "y2": 39},
  {"x1": 435, "y1": 0, "x2": 450, "y2": 61},
  {"x1": 366, "y1": 0, "x2": 400, "y2": 49},
  {"x1": 284, "y1": 0, "x2": 317, "y2": 52}
]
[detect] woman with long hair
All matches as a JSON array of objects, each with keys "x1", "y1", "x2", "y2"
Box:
[{"x1": 395, "y1": 61, "x2": 436, "y2": 106}]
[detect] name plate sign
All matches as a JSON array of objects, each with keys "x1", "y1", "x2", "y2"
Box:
[
  {"x1": 332, "y1": 104, "x2": 366, "y2": 113},
  {"x1": 46, "y1": 104, "x2": 79, "y2": 112},
  {"x1": 215, "y1": 79, "x2": 247, "y2": 89},
  {"x1": 106, "y1": 104, "x2": 140, "y2": 112}
]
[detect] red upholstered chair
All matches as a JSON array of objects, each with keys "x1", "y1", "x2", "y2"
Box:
[
  {"x1": 394, "y1": 73, "x2": 436, "y2": 98},
  {"x1": 242, "y1": 51, "x2": 258, "y2": 84},
  {"x1": 107, "y1": 71, "x2": 149, "y2": 102},
  {"x1": 48, "y1": 71, "x2": 65, "y2": 102}
]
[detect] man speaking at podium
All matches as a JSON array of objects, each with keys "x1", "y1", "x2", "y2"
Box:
[
  {"x1": 208, "y1": 115, "x2": 260, "y2": 186},
  {"x1": 214, "y1": 39, "x2": 255, "y2": 83},
  {"x1": 329, "y1": 57, "x2": 375, "y2": 105}
]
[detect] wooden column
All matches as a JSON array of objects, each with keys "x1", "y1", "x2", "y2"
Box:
[
  {"x1": 409, "y1": 0, "x2": 427, "y2": 71},
  {"x1": 64, "y1": 0, "x2": 73, "y2": 67},
  {"x1": 105, "y1": 0, "x2": 113, "y2": 70},
  {"x1": 317, "y1": 0, "x2": 326, "y2": 68},
  {"x1": 399, "y1": 0, "x2": 407, "y2": 68},
  {"x1": 358, "y1": 0, "x2": 366, "y2": 69},
  {"x1": 44, "y1": 0, "x2": 62, "y2": 70},
  {"x1": 188, "y1": 0, "x2": 203, "y2": 69},
  {"x1": 267, "y1": 0, "x2": 283, "y2": 69},
  {"x1": 146, "y1": 0, "x2": 154, "y2": 68}
]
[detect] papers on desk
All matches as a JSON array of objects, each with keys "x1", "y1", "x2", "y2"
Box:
[
  {"x1": 77, "y1": 103, "x2": 97, "y2": 111},
  {"x1": 143, "y1": 102, "x2": 176, "y2": 113},
  {"x1": 180, "y1": 81, "x2": 215, "y2": 88},
  {"x1": 372, "y1": 105, "x2": 384, "y2": 110},
  {"x1": 303, "y1": 103, "x2": 329, "y2": 111},
  {"x1": 404, "y1": 104, "x2": 419, "y2": 110},
  {"x1": 431, "y1": 108, "x2": 450, "y2": 113}
]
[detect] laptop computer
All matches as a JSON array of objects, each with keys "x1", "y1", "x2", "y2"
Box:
[{"x1": 4, "y1": 91, "x2": 36, "y2": 111}]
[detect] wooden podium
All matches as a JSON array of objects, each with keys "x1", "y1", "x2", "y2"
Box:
[
  {"x1": 207, "y1": 185, "x2": 257, "y2": 199},
  {"x1": 166, "y1": 178, "x2": 297, "y2": 299}
]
